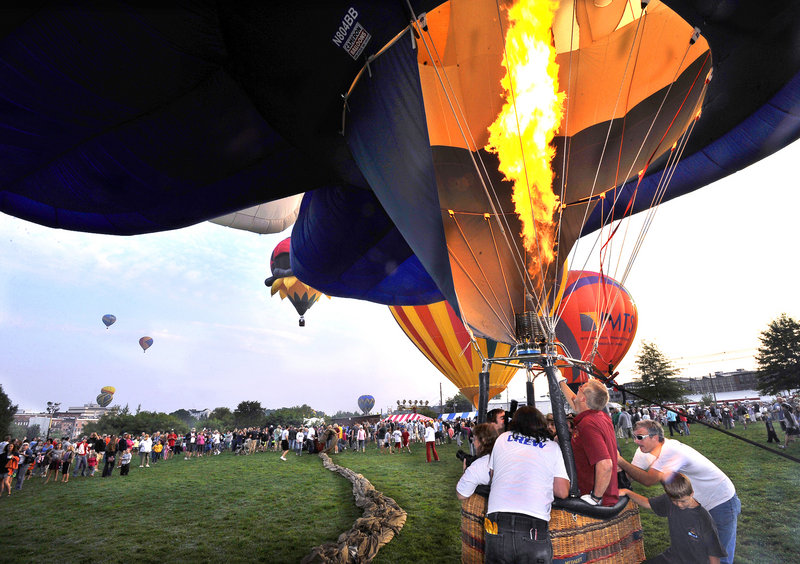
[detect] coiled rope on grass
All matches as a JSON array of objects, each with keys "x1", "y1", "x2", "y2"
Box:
[{"x1": 302, "y1": 453, "x2": 407, "y2": 563}]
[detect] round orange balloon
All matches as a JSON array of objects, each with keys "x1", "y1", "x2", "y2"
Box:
[{"x1": 554, "y1": 271, "x2": 637, "y2": 385}]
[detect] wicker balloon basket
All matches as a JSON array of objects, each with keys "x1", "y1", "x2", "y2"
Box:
[
  {"x1": 460, "y1": 491, "x2": 489, "y2": 564},
  {"x1": 460, "y1": 494, "x2": 645, "y2": 564}
]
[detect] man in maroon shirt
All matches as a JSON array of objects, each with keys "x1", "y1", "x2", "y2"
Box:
[{"x1": 558, "y1": 376, "x2": 619, "y2": 506}]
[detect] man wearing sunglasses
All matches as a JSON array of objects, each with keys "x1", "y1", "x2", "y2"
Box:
[{"x1": 617, "y1": 419, "x2": 740, "y2": 564}]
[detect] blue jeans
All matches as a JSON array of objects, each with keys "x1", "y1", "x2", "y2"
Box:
[
  {"x1": 14, "y1": 464, "x2": 29, "y2": 489},
  {"x1": 708, "y1": 494, "x2": 740, "y2": 564},
  {"x1": 73, "y1": 454, "x2": 87, "y2": 476},
  {"x1": 484, "y1": 512, "x2": 552, "y2": 564}
]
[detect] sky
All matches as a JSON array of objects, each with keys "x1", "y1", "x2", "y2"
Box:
[{"x1": 2, "y1": 141, "x2": 800, "y2": 416}]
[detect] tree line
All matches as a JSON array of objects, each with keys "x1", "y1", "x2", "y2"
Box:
[{"x1": 2, "y1": 314, "x2": 799, "y2": 438}]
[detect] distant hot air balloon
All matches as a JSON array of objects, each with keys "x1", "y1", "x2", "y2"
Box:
[
  {"x1": 102, "y1": 314, "x2": 116, "y2": 329},
  {"x1": 357, "y1": 395, "x2": 375, "y2": 415},
  {"x1": 101, "y1": 386, "x2": 116, "y2": 395},
  {"x1": 265, "y1": 237, "x2": 325, "y2": 327},
  {"x1": 555, "y1": 271, "x2": 638, "y2": 387},
  {"x1": 390, "y1": 300, "x2": 519, "y2": 408},
  {"x1": 139, "y1": 336, "x2": 153, "y2": 353},
  {"x1": 96, "y1": 391, "x2": 113, "y2": 407}
]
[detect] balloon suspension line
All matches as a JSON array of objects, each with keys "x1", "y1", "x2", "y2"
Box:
[
  {"x1": 564, "y1": 23, "x2": 708, "y2": 322},
  {"x1": 411, "y1": 6, "x2": 549, "y2": 341},
  {"x1": 411, "y1": 7, "x2": 534, "y2": 298},
  {"x1": 560, "y1": 6, "x2": 652, "y2": 291},
  {"x1": 446, "y1": 213, "x2": 518, "y2": 340}
]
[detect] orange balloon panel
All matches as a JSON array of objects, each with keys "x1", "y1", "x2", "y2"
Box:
[
  {"x1": 555, "y1": 271, "x2": 637, "y2": 384},
  {"x1": 390, "y1": 300, "x2": 519, "y2": 408}
]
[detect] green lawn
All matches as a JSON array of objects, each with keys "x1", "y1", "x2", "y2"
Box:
[{"x1": 1, "y1": 425, "x2": 797, "y2": 562}]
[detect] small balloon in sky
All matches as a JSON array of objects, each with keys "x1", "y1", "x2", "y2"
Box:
[
  {"x1": 139, "y1": 336, "x2": 153, "y2": 353},
  {"x1": 96, "y1": 392, "x2": 113, "y2": 407},
  {"x1": 357, "y1": 395, "x2": 375, "y2": 415},
  {"x1": 102, "y1": 314, "x2": 116, "y2": 329}
]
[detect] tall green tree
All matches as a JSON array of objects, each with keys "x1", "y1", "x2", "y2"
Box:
[
  {"x1": 0, "y1": 384, "x2": 18, "y2": 437},
  {"x1": 233, "y1": 401, "x2": 266, "y2": 428},
  {"x1": 169, "y1": 409, "x2": 197, "y2": 427},
  {"x1": 265, "y1": 405, "x2": 320, "y2": 428},
  {"x1": 633, "y1": 342, "x2": 687, "y2": 404},
  {"x1": 443, "y1": 392, "x2": 473, "y2": 412},
  {"x1": 205, "y1": 407, "x2": 234, "y2": 429},
  {"x1": 82, "y1": 411, "x2": 187, "y2": 436},
  {"x1": 756, "y1": 313, "x2": 800, "y2": 395}
]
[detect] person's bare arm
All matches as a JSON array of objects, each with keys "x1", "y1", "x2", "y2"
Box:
[
  {"x1": 617, "y1": 453, "x2": 663, "y2": 486},
  {"x1": 618, "y1": 488, "x2": 651, "y2": 509},
  {"x1": 558, "y1": 380, "x2": 577, "y2": 412},
  {"x1": 593, "y1": 458, "x2": 613, "y2": 498},
  {"x1": 553, "y1": 477, "x2": 570, "y2": 499},
  {"x1": 709, "y1": 557, "x2": 721, "y2": 564}
]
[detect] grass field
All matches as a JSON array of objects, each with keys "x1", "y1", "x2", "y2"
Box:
[{"x1": 1, "y1": 424, "x2": 798, "y2": 563}]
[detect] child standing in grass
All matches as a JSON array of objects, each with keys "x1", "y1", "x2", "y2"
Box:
[
  {"x1": 60, "y1": 444, "x2": 74, "y2": 483},
  {"x1": 621, "y1": 472, "x2": 725, "y2": 564},
  {"x1": 119, "y1": 449, "x2": 132, "y2": 476},
  {"x1": 87, "y1": 449, "x2": 98, "y2": 477}
]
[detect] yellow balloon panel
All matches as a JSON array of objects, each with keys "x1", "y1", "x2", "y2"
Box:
[{"x1": 390, "y1": 300, "x2": 518, "y2": 408}]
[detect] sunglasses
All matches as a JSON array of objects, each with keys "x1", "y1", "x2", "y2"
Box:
[{"x1": 634, "y1": 434, "x2": 654, "y2": 441}]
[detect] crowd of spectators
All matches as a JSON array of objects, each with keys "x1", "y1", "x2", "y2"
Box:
[
  {"x1": 0, "y1": 416, "x2": 483, "y2": 495},
  {"x1": 608, "y1": 395, "x2": 800, "y2": 447}
]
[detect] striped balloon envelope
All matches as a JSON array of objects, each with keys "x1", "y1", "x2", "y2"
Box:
[
  {"x1": 96, "y1": 392, "x2": 113, "y2": 407},
  {"x1": 390, "y1": 300, "x2": 518, "y2": 408}
]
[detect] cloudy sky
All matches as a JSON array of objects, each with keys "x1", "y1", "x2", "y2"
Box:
[{"x1": 2, "y1": 140, "x2": 799, "y2": 416}]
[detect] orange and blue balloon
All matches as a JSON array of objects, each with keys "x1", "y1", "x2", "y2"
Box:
[
  {"x1": 139, "y1": 336, "x2": 153, "y2": 353},
  {"x1": 102, "y1": 314, "x2": 116, "y2": 329},
  {"x1": 554, "y1": 271, "x2": 637, "y2": 386}
]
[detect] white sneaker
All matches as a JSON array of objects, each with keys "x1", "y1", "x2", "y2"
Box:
[
  {"x1": 145, "y1": 464, "x2": 150, "y2": 467},
  {"x1": 280, "y1": 456, "x2": 286, "y2": 461}
]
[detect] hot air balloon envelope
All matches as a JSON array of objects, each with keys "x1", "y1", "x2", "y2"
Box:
[
  {"x1": 555, "y1": 271, "x2": 638, "y2": 385},
  {"x1": 139, "y1": 336, "x2": 153, "y2": 352},
  {"x1": 102, "y1": 314, "x2": 116, "y2": 328},
  {"x1": 96, "y1": 392, "x2": 113, "y2": 407},
  {"x1": 100, "y1": 386, "x2": 116, "y2": 395},
  {"x1": 266, "y1": 237, "x2": 324, "y2": 324},
  {"x1": 357, "y1": 395, "x2": 375, "y2": 415},
  {"x1": 390, "y1": 300, "x2": 519, "y2": 408}
]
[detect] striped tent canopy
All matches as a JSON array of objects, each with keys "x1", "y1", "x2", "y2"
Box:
[
  {"x1": 382, "y1": 413, "x2": 433, "y2": 424},
  {"x1": 438, "y1": 412, "x2": 478, "y2": 421}
]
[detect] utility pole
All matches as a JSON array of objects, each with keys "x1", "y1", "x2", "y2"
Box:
[{"x1": 439, "y1": 382, "x2": 443, "y2": 415}]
